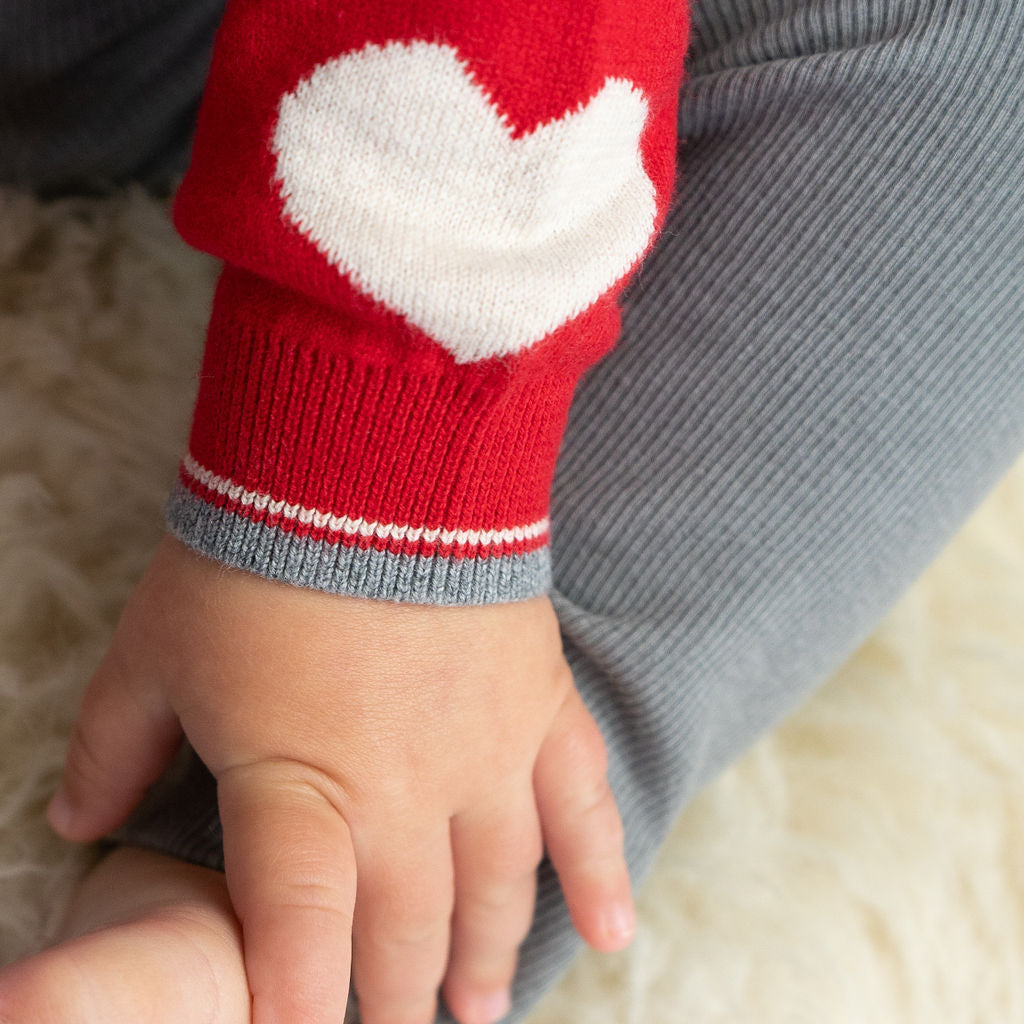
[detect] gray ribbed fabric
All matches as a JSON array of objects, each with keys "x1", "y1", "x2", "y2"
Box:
[
  {"x1": 163, "y1": 482, "x2": 553, "y2": 604},
  {"x1": 0, "y1": 0, "x2": 223, "y2": 196},
  {"x1": 17, "y1": 0, "x2": 1024, "y2": 1022}
]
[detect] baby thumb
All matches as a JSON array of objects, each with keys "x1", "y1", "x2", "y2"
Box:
[{"x1": 48, "y1": 650, "x2": 182, "y2": 842}]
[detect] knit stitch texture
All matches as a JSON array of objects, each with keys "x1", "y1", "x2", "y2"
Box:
[{"x1": 166, "y1": 0, "x2": 690, "y2": 603}]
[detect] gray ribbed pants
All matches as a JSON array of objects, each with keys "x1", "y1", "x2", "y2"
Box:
[{"x1": 5, "y1": 2, "x2": 1024, "y2": 1021}]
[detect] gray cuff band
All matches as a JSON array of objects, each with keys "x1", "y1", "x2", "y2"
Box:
[{"x1": 164, "y1": 482, "x2": 552, "y2": 605}]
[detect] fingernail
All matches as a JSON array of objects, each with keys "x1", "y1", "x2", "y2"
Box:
[
  {"x1": 465, "y1": 989, "x2": 510, "y2": 1023},
  {"x1": 47, "y1": 788, "x2": 74, "y2": 835},
  {"x1": 603, "y1": 902, "x2": 637, "y2": 946}
]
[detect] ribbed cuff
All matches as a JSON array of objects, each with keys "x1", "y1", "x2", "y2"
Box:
[
  {"x1": 165, "y1": 478, "x2": 553, "y2": 603},
  {"x1": 170, "y1": 265, "x2": 577, "y2": 604}
]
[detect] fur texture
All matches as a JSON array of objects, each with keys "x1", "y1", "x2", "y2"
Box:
[{"x1": 1, "y1": 184, "x2": 1022, "y2": 1022}]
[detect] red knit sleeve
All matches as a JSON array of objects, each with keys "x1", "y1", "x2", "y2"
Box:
[{"x1": 166, "y1": 0, "x2": 690, "y2": 603}]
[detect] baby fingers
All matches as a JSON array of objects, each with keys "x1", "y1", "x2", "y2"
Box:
[
  {"x1": 442, "y1": 793, "x2": 543, "y2": 1024},
  {"x1": 350, "y1": 821, "x2": 454, "y2": 1024},
  {"x1": 533, "y1": 690, "x2": 636, "y2": 952},
  {"x1": 217, "y1": 760, "x2": 358, "y2": 1024},
  {"x1": 48, "y1": 643, "x2": 182, "y2": 842}
]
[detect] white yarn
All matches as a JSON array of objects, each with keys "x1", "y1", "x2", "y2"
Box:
[{"x1": 272, "y1": 40, "x2": 656, "y2": 363}]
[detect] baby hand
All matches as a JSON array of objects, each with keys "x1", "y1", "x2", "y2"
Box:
[{"x1": 48, "y1": 534, "x2": 634, "y2": 1024}]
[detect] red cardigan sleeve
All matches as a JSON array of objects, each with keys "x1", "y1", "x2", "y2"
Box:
[{"x1": 166, "y1": 0, "x2": 690, "y2": 604}]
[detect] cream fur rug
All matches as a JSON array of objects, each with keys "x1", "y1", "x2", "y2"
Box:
[{"x1": 2, "y1": 184, "x2": 1023, "y2": 1023}]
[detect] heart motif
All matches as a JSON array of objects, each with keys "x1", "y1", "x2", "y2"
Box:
[{"x1": 271, "y1": 39, "x2": 656, "y2": 364}]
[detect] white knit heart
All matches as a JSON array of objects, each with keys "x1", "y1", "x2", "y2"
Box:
[{"x1": 271, "y1": 39, "x2": 656, "y2": 364}]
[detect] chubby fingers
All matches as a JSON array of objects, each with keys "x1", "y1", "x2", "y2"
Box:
[
  {"x1": 442, "y1": 791, "x2": 543, "y2": 1024},
  {"x1": 533, "y1": 689, "x2": 636, "y2": 952},
  {"x1": 350, "y1": 819, "x2": 455, "y2": 1024},
  {"x1": 217, "y1": 760, "x2": 357, "y2": 1024},
  {"x1": 48, "y1": 644, "x2": 182, "y2": 842}
]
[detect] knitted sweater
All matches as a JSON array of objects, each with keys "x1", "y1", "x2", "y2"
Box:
[{"x1": 166, "y1": 0, "x2": 690, "y2": 604}]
